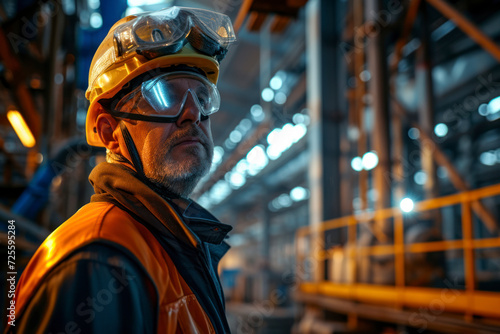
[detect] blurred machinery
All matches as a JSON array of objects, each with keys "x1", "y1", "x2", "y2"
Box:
[{"x1": 1, "y1": 0, "x2": 500, "y2": 333}]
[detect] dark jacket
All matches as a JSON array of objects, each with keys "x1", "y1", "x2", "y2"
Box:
[{"x1": 6, "y1": 162, "x2": 232, "y2": 333}]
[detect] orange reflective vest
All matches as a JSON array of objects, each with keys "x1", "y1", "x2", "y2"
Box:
[{"x1": 10, "y1": 202, "x2": 218, "y2": 333}]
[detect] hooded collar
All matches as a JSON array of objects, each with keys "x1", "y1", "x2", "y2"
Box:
[{"x1": 89, "y1": 162, "x2": 232, "y2": 247}]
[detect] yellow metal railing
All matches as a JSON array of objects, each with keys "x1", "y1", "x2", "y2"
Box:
[{"x1": 296, "y1": 183, "x2": 500, "y2": 319}]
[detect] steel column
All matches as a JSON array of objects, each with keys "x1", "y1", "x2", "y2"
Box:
[
  {"x1": 306, "y1": 0, "x2": 344, "y2": 281},
  {"x1": 364, "y1": 0, "x2": 392, "y2": 234}
]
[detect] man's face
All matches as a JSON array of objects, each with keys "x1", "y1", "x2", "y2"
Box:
[{"x1": 119, "y1": 75, "x2": 215, "y2": 196}]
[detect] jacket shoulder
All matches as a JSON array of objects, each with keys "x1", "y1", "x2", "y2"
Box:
[{"x1": 15, "y1": 202, "x2": 171, "y2": 315}]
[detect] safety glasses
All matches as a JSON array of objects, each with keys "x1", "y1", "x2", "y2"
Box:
[
  {"x1": 107, "y1": 71, "x2": 220, "y2": 123},
  {"x1": 114, "y1": 6, "x2": 236, "y2": 62}
]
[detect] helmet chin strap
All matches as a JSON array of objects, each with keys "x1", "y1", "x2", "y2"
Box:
[
  {"x1": 118, "y1": 121, "x2": 179, "y2": 199},
  {"x1": 119, "y1": 121, "x2": 144, "y2": 175}
]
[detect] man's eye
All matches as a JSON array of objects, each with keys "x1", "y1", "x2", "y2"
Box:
[{"x1": 197, "y1": 95, "x2": 210, "y2": 107}]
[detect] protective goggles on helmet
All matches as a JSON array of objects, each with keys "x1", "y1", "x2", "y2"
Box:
[
  {"x1": 106, "y1": 71, "x2": 220, "y2": 123},
  {"x1": 114, "y1": 6, "x2": 236, "y2": 62}
]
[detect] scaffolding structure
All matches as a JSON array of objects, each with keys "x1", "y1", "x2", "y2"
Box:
[{"x1": 295, "y1": 0, "x2": 500, "y2": 332}]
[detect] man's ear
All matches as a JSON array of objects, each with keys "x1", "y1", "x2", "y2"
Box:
[{"x1": 96, "y1": 112, "x2": 122, "y2": 153}]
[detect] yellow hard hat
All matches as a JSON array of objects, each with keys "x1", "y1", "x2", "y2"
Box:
[{"x1": 85, "y1": 6, "x2": 236, "y2": 147}]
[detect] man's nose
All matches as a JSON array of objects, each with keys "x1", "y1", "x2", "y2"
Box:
[{"x1": 176, "y1": 90, "x2": 201, "y2": 126}]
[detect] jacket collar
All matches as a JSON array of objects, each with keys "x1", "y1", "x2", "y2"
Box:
[
  {"x1": 89, "y1": 162, "x2": 232, "y2": 249},
  {"x1": 168, "y1": 198, "x2": 232, "y2": 245}
]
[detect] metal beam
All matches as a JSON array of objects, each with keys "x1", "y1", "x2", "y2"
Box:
[
  {"x1": 426, "y1": 0, "x2": 500, "y2": 63},
  {"x1": 295, "y1": 289, "x2": 500, "y2": 332},
  {"x1": 391, "y1": 0, "x2": 422, "y2": 73},
  {"x1": 234, "y1": 0, "x2": 254, "y2": 33}
]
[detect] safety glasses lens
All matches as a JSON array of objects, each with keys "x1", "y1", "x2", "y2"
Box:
[{"x1": 116, "y1": 72, "x2": 220, "y2": 118}]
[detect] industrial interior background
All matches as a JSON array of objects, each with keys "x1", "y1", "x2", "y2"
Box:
[{"x1": 1, "y1": 0, "x2": 500, "y2": 333}]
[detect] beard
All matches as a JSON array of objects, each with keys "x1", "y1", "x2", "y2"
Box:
[{"x1": 143, "y1": 126, "x2": 213, "y2": 197}]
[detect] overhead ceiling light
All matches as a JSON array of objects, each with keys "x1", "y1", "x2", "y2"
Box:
[
  {"x1": 127, "y1": 0, "x2": 167, "y2": 6},
  {"x1": 487, "y1": 96, "x2": 500, "y2": 114},
  {"x1": 270, "y1": 76, "x2": 283, "y2": 90},
  {"x1": 261, "y1": 88, "x2": 274, "y2": 102},
  {"x1": 362, "y1": 151, "x2": 379, "y2": 170},
  {"x1": 292, "y1": 113, "x2": 305, "y2": 124},
  {"x1": 88, "y1": 0, "x2": 100, "y2": 9},
  {"x1": 478, "y1": 103, "x2": 488, "y2": 116},
  {"x1": 246, "y1": 145, "x2": 268, "y2": 172},
  {"x1": 359, "y1": 70, "x2": 371, "y2": 82},
  {"x1": 351, "y1": 157, "x2": 363, "y2": 172},
  {"x1": 479, "y1": 151, "x2": 496, "y2": 166},
  {"x1": 7, "y1": 110, "x2": 35, "y2": 148},
  {"x1": 290, "y1": 186, "x2": 309, "y2": 202},
  {"x1": 212, "y1": 146, "x2": 224, "y2": 165},
  {"x1": 275, "y1": 92, "x2": 287, "y2": 105},
  {"x1": 250, "y1": 104, "x2": 265, "y2": 122},
  {"x1": 408, "y1": 127, "x2": 420, "y2": 140},
  {"x1": 434, "y1": 123, "x2": 448, "y2": 137},
  {"x1": 229, "y1": 129, "x2": 242, "y2": 143},
  {"x1": 125, "y1": 6, "x2": 144, "y2": 15},
  {"x1": 414, "y1": 170, "x2": 427, "y2": 185},
  {"x1": 400, "y1": 198, "x2": 414, "y2": 213},
  {"x1": 89, "y1": 12, "x2": 103, "y2": 29},
  {"x1": 237, "y1": 118, "x2": 252, "y2": 133},
  {"x1": 277, "y1": 194, "x2": 292, "y2": 207},
  {"x1": 269, "y1": 71, "x2": 286, "y2": 90}
]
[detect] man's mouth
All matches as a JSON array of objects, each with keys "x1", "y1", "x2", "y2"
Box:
[{"x1": 174, "y1": 137, "x2": 203, "y2": 147}]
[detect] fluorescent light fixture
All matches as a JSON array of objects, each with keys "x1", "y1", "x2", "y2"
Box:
[{"x1": 7, "y1": 110, "x2": 35, "y2": 148}]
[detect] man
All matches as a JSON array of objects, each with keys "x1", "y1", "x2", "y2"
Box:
[{"x1": 7, "y1": 6, "x2": 236, "y2": 333}]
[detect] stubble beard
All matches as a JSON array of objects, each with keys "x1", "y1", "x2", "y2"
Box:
[{"x1": 144, "y1": 127, "x2": 213, "y2": 197}]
